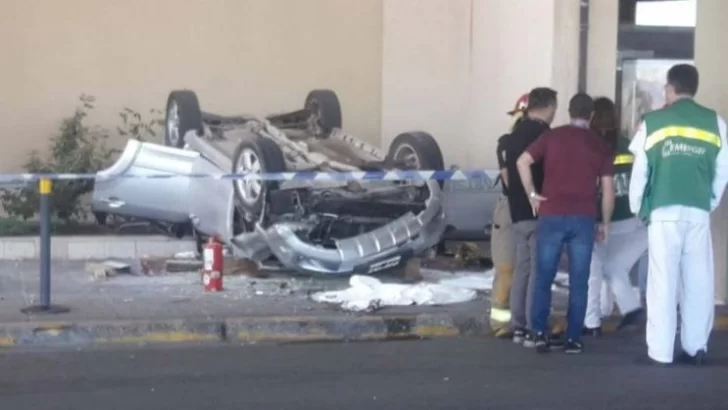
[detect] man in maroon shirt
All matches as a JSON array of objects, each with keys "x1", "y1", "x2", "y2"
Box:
[{"x1": 516, "y1": 93, "x2": 615, "y2": 354}]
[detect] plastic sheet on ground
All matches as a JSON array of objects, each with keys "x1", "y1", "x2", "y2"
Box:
[
  {"x1": 311, "y1": 268, "x2": 574, "y2": 313},
  {"x1": 311, "y1": 274, "x2": 479, "y2": 312},
  {"x1": 174, "y1": 251, "x2": 198, "y2": 260}
]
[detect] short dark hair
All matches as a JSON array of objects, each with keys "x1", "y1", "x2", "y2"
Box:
[
  {"x1": 667, "y1": 64, "x2": 699, "y2": 96},
  {"x1": 568, "y1": 93, "x2": 594, "y2": 120},
  {"x1": 526, "y1": 87, "x2": 557, "y2": 111}
]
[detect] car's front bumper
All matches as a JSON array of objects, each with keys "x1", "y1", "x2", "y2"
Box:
[{"x1": 230, "y1": 180, "x2": 446, "y2": 275}]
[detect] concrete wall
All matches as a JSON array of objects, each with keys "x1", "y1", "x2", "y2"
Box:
[
  {"x1": 3, "y1": 0, "x2": 621, "y2": 173},
  {"x1": 381, "y1": 0, "x2": 585, "y2": 170},
  {"x1": 0, "y1": 0, "x2": 383, "y2": 172},
  {"x1": 586, "y1": 0, "x2": 619, "y2": 99},
  {"x1": 695, "y1": 0, "x2": 728, "y2": 303},
  {"x1": 380, "y1": 0, "x2": 473, "y2": 168}
]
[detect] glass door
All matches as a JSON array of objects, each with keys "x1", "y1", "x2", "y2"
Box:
[{"x1": 616, "y1": 57, "x2": 693, "y2": 138}]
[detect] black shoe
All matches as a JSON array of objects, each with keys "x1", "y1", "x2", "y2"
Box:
[
  {"x1": 617, "y1": 308, "x2": 645, "y2": 330},
  {"x1": 523, "y1": 331, "x2": 537, "y2": 348},
  {"x1": 563, "y1": 339, "x2": 584, "y2": 354},
  {"x1": 549, "y1": 334, "x2": 565, "y2": 348},
  {"x1": 677, "y1": 349, "x2": 707, "y2": 366},
  {"x1": 582, "y1": 326, "x2": 602, "y2": 337},
  {"x1": 635, "y1": 354, "x2": 671, "y2": 367},
  {"x1": 533, "y1": 332, "x2": 550, "y2": 354},
  {"x1": 512, "y1": 329, "x2": 526, "y2": 345}
]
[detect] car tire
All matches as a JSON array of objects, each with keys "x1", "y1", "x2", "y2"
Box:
[
  {"x1": 165, "y1": 90, "x2": 204, "y2": 148},
  {"x1": 305, "y1": 89, "x2": 342, "y2": 135},
  {"x1": 231, "y1": 134, "x2": 286, "y2": 219},
  {"x1": 386, "y1": 131, "x2": 445, "y2": 187}
]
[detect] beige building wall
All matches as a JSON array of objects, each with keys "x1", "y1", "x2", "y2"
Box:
[
  {"x1": 381, "y1": 0, "x2": 585, "y2": 170},
  {"x1": 1, "y1": 0, "x2": 623, "y2": 173},
  {"x1": 695, "y1": 0, "x2": 728, "y2": 303},
  {"x1": 0, "y1": 0, "x2": 383, "y2": 172},
  {"x1": 380, "y1": 0, "x2": 473, "y2": 168},
  {"x1": 586, "y1": 0, "x2": 619, "y2": 100}
]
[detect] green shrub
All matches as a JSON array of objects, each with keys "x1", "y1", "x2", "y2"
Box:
[
  {"x1": 117, "y1": 107, "x2": 164, "y2": 142},
  {"x1": 0, "y1": 95, "x2": 164, "y2": 223}
]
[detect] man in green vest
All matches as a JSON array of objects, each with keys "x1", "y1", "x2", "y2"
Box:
[{"x1": 629, "y1": 64, "x2": 728, "y2": 366}]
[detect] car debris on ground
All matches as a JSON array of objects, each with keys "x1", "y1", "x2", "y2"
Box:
[{"x1": 85, "y1": 260, "x2": 132, "y2": 280}]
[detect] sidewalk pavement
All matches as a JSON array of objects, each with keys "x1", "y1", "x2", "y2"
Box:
[{"x1": 0, "y1": 260, "x2": 726, "y2": 348}]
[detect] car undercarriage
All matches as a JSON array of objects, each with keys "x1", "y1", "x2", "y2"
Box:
[{"x1": 92, "y1": 89, "x2": 450, "y2": 275}]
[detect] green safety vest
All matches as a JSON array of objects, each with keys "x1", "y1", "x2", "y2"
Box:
[
  {"x1": 638, "y1": 99, "x2": 722, "y2": 221},
  {"x1": 597, "y1": 137, "x2": 635, "y2": 222}
]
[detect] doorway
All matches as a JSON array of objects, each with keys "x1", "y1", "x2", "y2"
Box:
[{"x1": 615, "y1": 0, "x2": 696, "y2": 135}]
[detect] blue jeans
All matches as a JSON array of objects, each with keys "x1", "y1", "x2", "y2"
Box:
[{"x1": 531, "y1": 215, "x2": 596, "y2": 341}]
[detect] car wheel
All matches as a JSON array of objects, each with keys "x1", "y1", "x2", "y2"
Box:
[
  {"x1": 165, "y1": 90, "x2": 204, "y2": 148},
  {"x1": 305, "y1": 89, "x2": 342, "y2": 136},
  {"x1": 231, "y1": 134, "x2": 286, "y2": 219},
  {"x1": 386, "y1": 131, "x2": 445, "y2": 186}
]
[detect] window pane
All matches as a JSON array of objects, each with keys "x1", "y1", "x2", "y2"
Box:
[{"x1": 635, "y1": 0, "x2": 696, "y2": 27}]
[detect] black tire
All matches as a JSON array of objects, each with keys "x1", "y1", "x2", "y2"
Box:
[
  {"x1": 386, "y1": 131, "x2": 445, "y2": 188},
  {"x1": 305, "y1": 89, "x2": 342, "y2": 135},
  {"x1": 231, "y1": 134, "x2": 286, "y2": 218},
  {"x1": 165, "y1": 90, "x2": 204, "y2": 148},
  {"x1": 386, "y1": 131, "x2": 445, "y2": 171}
]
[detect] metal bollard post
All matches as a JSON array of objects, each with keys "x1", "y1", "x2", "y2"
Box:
[
  {"x1": 21, "y1": 178, "x2": 70, "y2": 315},
  {"x1": 39, "y1": 178, "x2": 52, "y2": 308}
]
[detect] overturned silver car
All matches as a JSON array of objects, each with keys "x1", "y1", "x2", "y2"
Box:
[{"x1": 92, "y1": 89, "x2": 449, "y2": 275}]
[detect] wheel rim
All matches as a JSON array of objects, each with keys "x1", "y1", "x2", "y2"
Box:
[
  {"x1": 392, "y1": 143, "x2": 421, "y2": 169},
  {"x1": 167, "y1": 101, "x2": 180, "y2": 146},
  {"x1": 306, "y1": 99, "x2": 323, "y2": 135},
  {"x1": 234, "y1": 148, "x2": 263, "y2": 205}
]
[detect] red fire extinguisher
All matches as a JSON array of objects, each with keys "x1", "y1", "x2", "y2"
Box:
[{"x1": 202, "y1": 236, "x2": 223, "y2": 292}]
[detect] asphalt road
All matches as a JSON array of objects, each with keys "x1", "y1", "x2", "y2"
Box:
[{"x1": 1, "y1": 333, "x2": 727, "y2": 410}]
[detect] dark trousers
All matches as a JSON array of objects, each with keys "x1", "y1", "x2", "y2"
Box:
[{"x1": 531, "y1": 215, "x2": 596, "y2": 341}]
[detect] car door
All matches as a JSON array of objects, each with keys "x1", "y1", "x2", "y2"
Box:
[
  {"x1": 441, "y1": 170, "x2": 501, "y2": 241},
  {"x1": 92, "y1": 140, "x2": 197, "y2": 223}
]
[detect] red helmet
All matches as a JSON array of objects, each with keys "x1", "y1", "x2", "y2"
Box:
[{"x1": 507, "y1": 93, "x2": 529, "y2": 116}]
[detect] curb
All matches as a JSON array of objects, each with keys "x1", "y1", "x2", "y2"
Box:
[
  {"x1": 0, "y1": 236, "x2": 195, "y2": 261},
  {"x1": 543, "y1": 312, "x2": 728, "y2": 335},
  {"x1": 0, "y1": 313, "x2": 487, "y2": 349},
  {"x1": 0, "y1": 312, "x2": 726, "y2": 349}
]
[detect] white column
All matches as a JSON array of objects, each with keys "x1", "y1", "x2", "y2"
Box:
[
  {"x1": 380, "y1": 0, "x2": 473, "y2": 167},
  {"x1": 586, "y1": 0, "x2": 619, "y2": 99},
  {"x1": 695, "y1": 0, "x2": 728, "y2": 304},
  {"x1": 381, "y1": 0, "x2": 582, "y2": 170},
  {"x1": 471, "y1": 0, "x2": 580, "y2": 166}
]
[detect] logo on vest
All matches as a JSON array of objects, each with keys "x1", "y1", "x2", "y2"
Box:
[{"x1": 661, "y1": 140, "x2": 706, "y2": 158}]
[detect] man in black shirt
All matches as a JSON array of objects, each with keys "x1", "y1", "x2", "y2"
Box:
[
  {"x1": 504, "y1": 87, "x2": 557, "y2": 347},
  {"x1": 490, "y1": 93, "x2": 529, "y2": 338}
]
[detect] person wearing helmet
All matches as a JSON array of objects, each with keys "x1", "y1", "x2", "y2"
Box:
[{"x1": 489, "y1": 94, "x2": 528, "y2": 338}]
